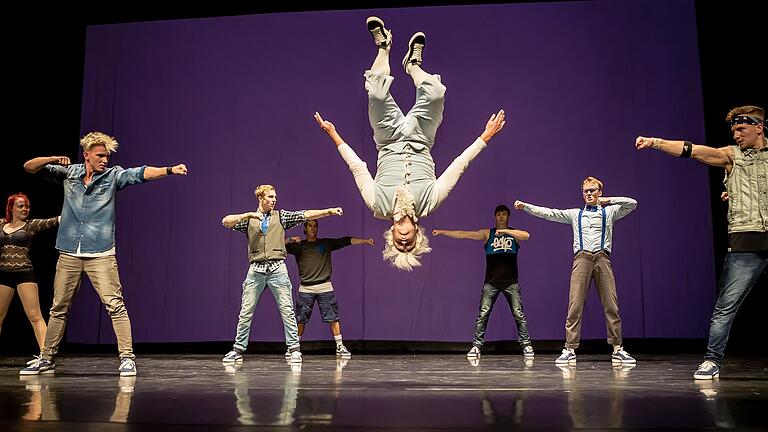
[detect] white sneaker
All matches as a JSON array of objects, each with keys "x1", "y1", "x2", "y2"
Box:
[
  {"x1": 289, "y1": 350, "x2": 303, "y2": 364},
  {"x1": 336, "y1": 344, "x2": 352, "y2": 359},
  {"x1": 555, "y1": 348, "x2": 576, "y2": 364},
  {"x1": 402, "y1": 32, "x2": 425, "y2": 72},
  {"x1": 366, "y1": 16, "x2": 392, "y2": 49},
  {"x1": 466, "y1": 346, "x2": 481, "y2": 359},
  {"x1": 118, "y1": 358, "x2": 137, "y2": 377}
]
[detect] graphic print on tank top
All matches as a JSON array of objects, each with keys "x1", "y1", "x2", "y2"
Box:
[{"x1": 484, "y1": 228, "x2": 519, "y2": 284}]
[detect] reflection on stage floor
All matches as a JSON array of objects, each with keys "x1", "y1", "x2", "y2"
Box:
[{"x1": 1, "y1": 353, "x2": 766, "y2": 431}]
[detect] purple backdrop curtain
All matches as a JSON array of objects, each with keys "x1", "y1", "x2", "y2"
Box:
[{"x1": 67, "y1": 0, "x2": 714, "y2": 345}]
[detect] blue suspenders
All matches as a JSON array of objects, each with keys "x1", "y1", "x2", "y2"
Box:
[{"x1": 578, "y1": 207, "x2": 606, "y2": 251}]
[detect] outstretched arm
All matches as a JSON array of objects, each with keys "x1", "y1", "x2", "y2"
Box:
[
  {"x1": 351, "y1": 237, "x2": 375, "y2": 246},
  {"x1": 314, "y1": 112, "x2": 346, "y2": 147},
  {"x1": 635, "y1": 136, "x2": 733, "y2": 172},
  {"x1": 304, "y1": 208, "x2": 343, "y2": 220},
  {"x1": 514, "y1": 200, "x2": 575, "y2": 224},
  {"x1": 433, "y1": 110, "x2": 506, "y2": 211},
  {"x1": 315, "y1": 112, "x2": 376, "y2": 211},
  {"x1": 143, "y1": 164, "x2": 188, "y2": 181},
  {"x1": 432, "y1": 229, "x2": 489, "y2": 242},
  {"x1": 24, "y1": 156, "x2": 71, "y2": 174}
]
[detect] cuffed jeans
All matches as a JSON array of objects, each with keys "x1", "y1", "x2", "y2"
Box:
[
  {"x1": 472, "y1": 282, "x2": 531, "y2": 348},
  {"x1": 233, "y1": 262, "x2": 299, "y2": 352},
  {"x1": 705, "y1": 252, "x2": 768, "y2": 365},
  {"x1": 42, "y1": 254, "x2": 134, "y2": 360}
]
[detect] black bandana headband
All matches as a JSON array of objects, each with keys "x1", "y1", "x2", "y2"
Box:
[{"x1": 730, "y1": 115, "x2": 765, "y2": 127}]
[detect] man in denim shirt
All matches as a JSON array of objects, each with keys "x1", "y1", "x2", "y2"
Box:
[{"x1": 20, "y1": 131, "x2": 188, "y2": 376}]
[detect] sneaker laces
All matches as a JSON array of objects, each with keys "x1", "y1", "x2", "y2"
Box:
[
  {"x1": 410, "y1": 43, "x2": 424, "y2": 65},
  {"x1": 698, "y1": 360, "x2": 717, "y2": 370},
  {"x1": 26, "y1": 354, "x2": 43, "y2": 366},
  {"x1": 370, "y1": 27, "x2": 390, "y2": 48},
  {"x1": 120, "y1": 358, "x2": 135, "y2": 369},
  {"x1": 561, "y1": 348, "x2": 574, "y2": 356}
]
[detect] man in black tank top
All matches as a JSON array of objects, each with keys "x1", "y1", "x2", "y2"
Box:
[{"x1": 433, "y1": 205, "x2": 533, "y2": 361}]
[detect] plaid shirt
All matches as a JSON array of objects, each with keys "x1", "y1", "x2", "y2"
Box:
[{"x1": 232, "y1": 209, "x2": 306, "y2": 273}]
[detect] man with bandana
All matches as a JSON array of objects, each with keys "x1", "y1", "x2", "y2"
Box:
[{"x1": 636, "y1": 105, "x2": 768, "y2": 380}]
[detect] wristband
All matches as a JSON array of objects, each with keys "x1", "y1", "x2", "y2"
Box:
[{"x1": 680, "y1": 141, "x2": 693, "y2": 158}]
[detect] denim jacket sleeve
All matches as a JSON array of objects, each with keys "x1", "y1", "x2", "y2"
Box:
[
  {"x1": 113, "y1": 165, "x2": 147, "y2": 190},
  {"x1": 42, "y1": 164, "x2": 72, "y2": 184}
]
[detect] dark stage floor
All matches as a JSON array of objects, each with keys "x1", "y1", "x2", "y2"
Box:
[{"x1": 0, "y1": 353, "x2": 766, "y2": 431}]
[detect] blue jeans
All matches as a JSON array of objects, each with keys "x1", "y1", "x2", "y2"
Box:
[
  {"x1": 705, "y1": 252, "x2": 767, "y2": 365},
  {"x1": 472, "y1": 282, "x2": 531, "y2": 348},
  {"x1": 233, "y1": 262, "x2": 299, "y2": 352}
]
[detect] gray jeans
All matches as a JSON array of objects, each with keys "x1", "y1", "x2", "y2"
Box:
[{"x1": 472, "y1": 282, "x2": 531, "y2": 348}]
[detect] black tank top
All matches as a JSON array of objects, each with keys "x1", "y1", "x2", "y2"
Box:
[{"x1": 484, "y1": 228, "x2": 519, "y2": 284}]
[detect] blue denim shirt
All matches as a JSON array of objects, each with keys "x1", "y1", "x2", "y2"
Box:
[{"x1": 44, "y1": 164, "x2": 146, "y2": 253}]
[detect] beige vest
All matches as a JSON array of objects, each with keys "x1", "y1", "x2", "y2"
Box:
[
  {"x1": 247, "y1": 210, "x2": 287, "y2": 262},
  {"x1": 724, "y1": 142, "x2": 768, "y2": 233}
]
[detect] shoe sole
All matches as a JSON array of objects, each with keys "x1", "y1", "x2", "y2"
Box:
[
  {"x1": 693, "y1": 372, "x2": 720, "y2": 380},
  {"x1": 466, "y1": 354, "x2": 480, "y2": 359},
  {"x1": 611, "y1": 358, "x2": 637, "y2": 364},
  {"x1": 554, "y1": 358, "x2": 576, "y2": 364},
  {"x1": 222, "y1": 358, "x2": 243, "y2": 364},
  {"x1": 402, "y1": 32, "x2": 425, "y2": 70},
  {"x1": 524, "y1": 353, "x2": 535, "y2": 358},
  {"x1": 336, "y1": 353, "x2": 352, "y2": 359},
  {"x1": 120, "y1": 371, "x2": 137, "y2": 377},
  {"x1": 19, "y1": 368, "x2": 55, "y2": 376},
  {"x1": 366, "y1": 16, "x2": 384, "y2": 31}
]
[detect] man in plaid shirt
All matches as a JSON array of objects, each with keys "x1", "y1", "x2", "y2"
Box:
[{"x1": 221, "y1": 184, "x2": 343, "y2": 364}]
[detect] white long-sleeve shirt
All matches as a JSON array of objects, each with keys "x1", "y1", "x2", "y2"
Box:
[
  {"x1": 337, "y1": 137, "x2": 488, "y2": 220},
  {"x1": 520, "y1": 197, "x2": 637, "y2": 253}
]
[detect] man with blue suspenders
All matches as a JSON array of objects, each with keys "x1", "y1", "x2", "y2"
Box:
[
  {"x1": 433, "y1": 204, "x2": 534, "y2": 359},
  {"x1": 514, "y1": 177, "x2": 637, "y2": 364}
]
